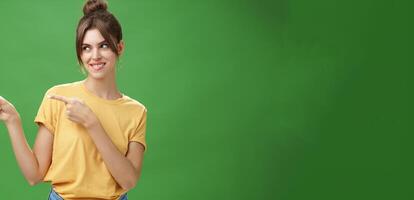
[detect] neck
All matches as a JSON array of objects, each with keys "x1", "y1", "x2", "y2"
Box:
[{"x1": 84, "y1": 76, "x2": 122, "y2": 100}]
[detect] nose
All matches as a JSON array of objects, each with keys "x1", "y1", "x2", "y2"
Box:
[{"x1": 91, "y1": 48, "x2": 102, "y2": 60}]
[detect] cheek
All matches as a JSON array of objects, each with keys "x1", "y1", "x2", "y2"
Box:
[
  {"x1": 81, "y1": 53, "x2": 90, "y2": 64},
  {"x1": 102, "y1": 51, "x2": 117, "y2": 59},
  {"x1": 102, "y1": 52, "x2": 118, "y2": 63}
]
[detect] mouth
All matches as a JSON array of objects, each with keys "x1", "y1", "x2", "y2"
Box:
[{"x1": 89, "y1": 62, "x2": 106, "y2": 71}]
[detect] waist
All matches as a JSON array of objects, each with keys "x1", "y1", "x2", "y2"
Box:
[{"x1": 49, "y1": 189, "x2": 128, "y2": 200}]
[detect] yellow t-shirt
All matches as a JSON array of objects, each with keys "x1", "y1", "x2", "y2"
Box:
[{"x1": 34, "y1": 81, "x2": 147, "y2": 200}]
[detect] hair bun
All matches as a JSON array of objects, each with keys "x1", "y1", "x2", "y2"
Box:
[{"x1": 83, "y1": 0, "x2": 108, "y2": 15}]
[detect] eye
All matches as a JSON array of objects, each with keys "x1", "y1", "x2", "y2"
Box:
[
  {"x1": 101, "y1": 43, "x2": 109, "y2": 48},
  {"x1": 82, "y1": 46, "x2": 91, "y2": 51}
]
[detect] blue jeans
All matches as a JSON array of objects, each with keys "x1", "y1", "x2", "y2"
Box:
[{"x1": 48, "y1": 189, "x2": 128, "y2": 200}]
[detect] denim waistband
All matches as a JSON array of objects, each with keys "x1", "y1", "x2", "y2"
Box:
[
  {"x1": 49, "y1": 189, "x2": 128, "y2": 200},
  {"x1": 48, "y1": 189, "x2": 63, "y2": 200}
]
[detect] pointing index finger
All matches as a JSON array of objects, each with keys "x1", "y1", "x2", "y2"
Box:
[
  {"x1": 0, "y1": 96, "x2": 8, "y2": 105},
  {"x1": 48, "y1": 94, "x2": 70, "y2": 104}
]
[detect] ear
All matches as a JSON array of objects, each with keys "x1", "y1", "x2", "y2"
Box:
[{"x1": 117, "y1": 40, "x2": 125, "y2": 56}]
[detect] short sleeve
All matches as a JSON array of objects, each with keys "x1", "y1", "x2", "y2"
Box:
[
  {"x1": 129, "y1": 108, "x2": 147, "y2": 151},
  {"x1": 34, "y1": 89, "x2": 59, "y2": 134}
]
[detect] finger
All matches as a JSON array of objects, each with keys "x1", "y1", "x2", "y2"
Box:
[
  {"x1": 0, "y1": 96, "x2": 6, "y2": 105},
  {"x1": 48, "y1": 94, "x2": 70, "y2": 104},
  {"x1": 70, "y1": 97, "x2": 84, "y2": 105},
  {"x1": 0, "y1": 97, "x2": 10, "y2": 107}
]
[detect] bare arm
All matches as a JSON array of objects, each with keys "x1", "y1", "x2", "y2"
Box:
[
  {"x1": 87, "y1": 123, "x2": 145, "y2": 190},
  {"x1": 0, "y1": 96, "x2": 53, "y2": 186}
]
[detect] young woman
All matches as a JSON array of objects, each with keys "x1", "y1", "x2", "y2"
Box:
[{"x1": 0, "y1": 0, "x2": 147, "y2": 199}]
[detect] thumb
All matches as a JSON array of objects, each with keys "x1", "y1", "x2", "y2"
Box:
[{"x1": 0, "y1": 110, "x2": 8, "y2": 121}]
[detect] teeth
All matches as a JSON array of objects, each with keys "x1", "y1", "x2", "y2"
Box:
[{"x1": 91, "y1": 63, "x2": 105, "y2": 70}]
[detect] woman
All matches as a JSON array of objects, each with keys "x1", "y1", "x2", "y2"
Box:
[{"x1": 0, "y1": 0, "x2": 147, "y2": 199}]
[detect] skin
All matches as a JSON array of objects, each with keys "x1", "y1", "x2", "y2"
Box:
[{"x1": 0, "y1": 28, "x2": 144, "y2": 191}]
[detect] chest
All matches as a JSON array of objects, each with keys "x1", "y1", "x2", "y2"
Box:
[{"x1": 54, "y1": 104, "x2": 136, "y2": 155}]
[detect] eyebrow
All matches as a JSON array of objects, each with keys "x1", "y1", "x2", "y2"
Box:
[{"x1": 82, "y1": 40, "x2": 108, "y2": 46}]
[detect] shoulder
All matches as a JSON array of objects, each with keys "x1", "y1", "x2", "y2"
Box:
[{"x1": 121, "y1": 95, "x2": 147, "y2": 114}]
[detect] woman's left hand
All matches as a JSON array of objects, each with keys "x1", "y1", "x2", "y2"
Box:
[{"x1": 48, "y1": 94, "x2": 98, "y2": 128}]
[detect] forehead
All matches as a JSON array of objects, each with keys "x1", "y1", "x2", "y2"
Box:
[{"x1": 83, "y1": 29, "x2": 105, "y2": 44}]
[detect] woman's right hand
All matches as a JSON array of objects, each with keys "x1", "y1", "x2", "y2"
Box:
[{"x1": 0, "y1": 96, "x2": 21, "y2": 125}]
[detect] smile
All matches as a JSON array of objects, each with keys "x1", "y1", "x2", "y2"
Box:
[{"x1": 89, "y1": 62, "x2": 106, "y2": 71}]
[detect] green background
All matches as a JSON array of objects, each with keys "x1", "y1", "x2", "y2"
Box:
[{"x1": 0, "y1": 0, "x2": 413, "y2": 199}]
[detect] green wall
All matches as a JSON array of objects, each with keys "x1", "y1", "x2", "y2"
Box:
[{"x1": 0, "y1": 0, "x2": 412, "y2": 199}]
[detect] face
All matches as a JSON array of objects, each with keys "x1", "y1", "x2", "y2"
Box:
[{"x1": 81, "y1": 29, "x2": 122, "y2": 80}]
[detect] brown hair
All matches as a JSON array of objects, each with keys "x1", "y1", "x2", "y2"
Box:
[{"x1": 76, "y1": 0, "x2": 123, "y2": 65}]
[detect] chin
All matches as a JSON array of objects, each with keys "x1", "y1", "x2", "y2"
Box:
[
  {"x1": 85, "y1": 68, "x2": 116, "y2": 81},
  {"x1": 87, "y1": 72, "x2": 107, "y2": 80}
]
